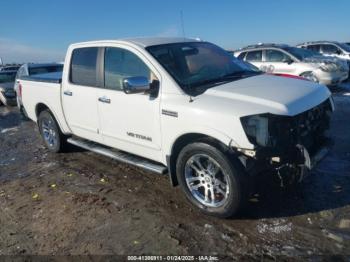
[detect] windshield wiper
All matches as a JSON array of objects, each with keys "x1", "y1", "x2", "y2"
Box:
[{"x1": 220, "y1": 70, "x2": 261, "y2": 79}]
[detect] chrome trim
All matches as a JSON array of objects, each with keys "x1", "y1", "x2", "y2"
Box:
[
  {"x1": 123, "y1": 76, "x2": 150, "y2": 94},
  {"x1": 98, "y1": 96, "x2": 111, "y2": 104}
]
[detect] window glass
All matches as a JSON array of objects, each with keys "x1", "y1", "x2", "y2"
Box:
[
  {"x1": 245, "y1": 51, "x2": 262, "y2": 62},
  {"x1": 306, "y1": 45, "x2": 321, "y2": 53},
  {"x1": 70, "y1": 47, "x2": 98, "y2": 86},
  {"x1": 237, "y1": 52, "x2": 246, "y2": 60},
  {"x1": 265, "y1": 49, "x2": 290, "y2": 62},
  {"x1": 0, "y1": 72, "x2": 16, "y2": 83},
  {"x1": 104, "y1": 47, "x2": 150, "y2": 90},
  {"x1": 29, "y1": 65, "x2": 63, "y2": 75},
  {"x1": 322, "y1": 44, "x2": 340, "y2": 54}
]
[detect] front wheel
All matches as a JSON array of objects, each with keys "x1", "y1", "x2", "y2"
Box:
[
  {"x1": 38, "y1": 110, "x2": 67, "y2": 153},
  {"x1": 176, "y1": 142, "x2": 247, "y2": 218}
]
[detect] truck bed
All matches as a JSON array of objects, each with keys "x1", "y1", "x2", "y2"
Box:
[
  {"x1": 21, "y1": 72, "x2": 62, "y2": 84},
  {"x1": 20, "y1": 75, "x2": 70, "y2": 134}
]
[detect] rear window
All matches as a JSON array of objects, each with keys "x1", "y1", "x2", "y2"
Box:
[
  {"x1": 70, "y1": 47, "x2": 98, "y2": 86},
  {"x1": 0, "y1": 72, "x2": 16, "y2": 83},
  {"x1": 245, "y1": 51, "x2": 262, "y2": 62},
  {"x1": 29, "y1": 65, "x2": 63, "y2": 75}
]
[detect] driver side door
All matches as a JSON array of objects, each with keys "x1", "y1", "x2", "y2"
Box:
[
  {"x1": 264, "y1": 49, "x2": 296, "y2": 75},
  {"x1": 96, "y1": 46, "x2": 162, "y2": 162}
]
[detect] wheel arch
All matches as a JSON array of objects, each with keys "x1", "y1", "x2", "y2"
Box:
[
  {"x1": 166, "y1": 133, "x2": 234, "y2": 187},
  {"x1": 35, "y1": 103, "x2": 66, "y2": 134}
]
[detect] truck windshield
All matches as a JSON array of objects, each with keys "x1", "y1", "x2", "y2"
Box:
[
  {"x1": 147, "y1": 42, "x2": 260, "y2": 94},
  {"x1": 0, "y1": 72, "x2": 16, "y2": 83}
]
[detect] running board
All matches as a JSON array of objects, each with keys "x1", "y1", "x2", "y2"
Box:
[{"x1": 67, "y1": 137, "x2": 168, "y2": 175}]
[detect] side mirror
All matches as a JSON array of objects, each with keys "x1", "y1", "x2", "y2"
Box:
[
  {"x1": 123, "y1": 76, "x2": 150, "y2": 94},
  {"x1": 336, "y1": 50, "x2": 343, "y2": 55},
  {"x1": 284, "y1": 58, "x2": 294, "y2": 64}
]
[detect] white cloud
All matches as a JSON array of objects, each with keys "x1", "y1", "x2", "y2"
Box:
[{"x1": 0, "y1": 38, "x2": 64, "y2": 64}]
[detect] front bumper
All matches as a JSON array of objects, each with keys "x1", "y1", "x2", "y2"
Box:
[
  {"x1": 238, "y1": 137, "x2": 332, "y2": 185},
  {"x1": 237, "y1": 98, "x2": 333, "y2": 183},
  {"x1": 318, "y1": 71, "x2": 349, "y2": 86}
]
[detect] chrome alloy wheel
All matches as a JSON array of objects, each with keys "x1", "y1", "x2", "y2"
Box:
[
  {"x1": 41, "y1": 118, "x2": 58, "y2": 148},
  {"x1": 184, "y1": 154, "x2": 230, "y2": 208}
]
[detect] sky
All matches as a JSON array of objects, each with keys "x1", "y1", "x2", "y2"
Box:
[{"x1": 0, "y1": 0, "x2": 349, "y2": 63}]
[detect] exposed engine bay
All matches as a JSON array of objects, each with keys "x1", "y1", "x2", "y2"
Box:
[{"x1": 238, "y1": 98, "x2": 334, "y2": 186}]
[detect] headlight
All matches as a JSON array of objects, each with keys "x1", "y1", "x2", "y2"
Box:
[
  {"x1": 320, "y1": 62, "x2": 338, "y2": 72},
  {"x1": 240, "y1": 114, "x2": 269, "y2": 147}
]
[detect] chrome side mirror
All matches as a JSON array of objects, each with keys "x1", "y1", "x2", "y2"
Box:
[{"x1": 123, "y1": 76, "x2": 150, "y2": 94}]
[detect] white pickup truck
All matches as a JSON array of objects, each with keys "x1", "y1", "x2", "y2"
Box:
[{"x1": 20, "y1": 37, "x2": 334, "y2": 217}]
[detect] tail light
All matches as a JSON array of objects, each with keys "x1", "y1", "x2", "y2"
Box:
[{"x1": 18, "y1": 83, "x2": 22, "y2": 98}]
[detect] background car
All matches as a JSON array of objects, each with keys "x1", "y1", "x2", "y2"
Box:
[
  {"x1": 15, "y1": 63, "x2": 64, "y2": 113},
  {"x1": 297, "y1": 41, "x2": 350, "y2": 64},
  {"x1": 0, "y1": 71, "x2": 17, "y2": 106},
  {"x1": 234, "y1": 43, "x2": 349, "y2": 85},
  {"x1": 0, "y1": 65, "x2": 21, "y2": 72}
]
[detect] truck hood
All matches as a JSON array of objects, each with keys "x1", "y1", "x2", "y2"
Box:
[{"x1": 201, "y1": 74, "x2": 330, "y2": 117}]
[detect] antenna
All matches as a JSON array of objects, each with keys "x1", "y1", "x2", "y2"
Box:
[{"x1": 180, "y1": 10, "x2": 186, "y2": 39}]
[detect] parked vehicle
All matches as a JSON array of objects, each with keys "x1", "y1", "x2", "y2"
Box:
[
  {"x1": 20, "y1": 38, "x2": 333, "y2": 217},
  {"x1": 15, "y1": 63, "x2": 63, "y2": 114},
  {"x1": 234, "y1": 43, "x2": 348, "y2": 85},
  {"x1": 297, "y1": 41, "x2": 350, "y2": 63},
  {"x1": 0, "y1": 71, "x2": 17, "y2": 106},
  {"x1": 0, "y1": 65, "x2": 21, "y2": 72}
]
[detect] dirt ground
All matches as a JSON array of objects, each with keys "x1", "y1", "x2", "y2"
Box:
[{"x1": 1, "y1": 87, "x2": 350, "y2": 260}]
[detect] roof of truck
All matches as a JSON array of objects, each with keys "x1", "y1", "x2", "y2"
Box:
[{"x1": 71, "y1": 37, "x2": 202, "y2": 48}]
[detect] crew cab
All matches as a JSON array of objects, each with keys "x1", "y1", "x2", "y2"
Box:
[{"x1": 20, "y1": 38, "x2": 334, "y2": 217}]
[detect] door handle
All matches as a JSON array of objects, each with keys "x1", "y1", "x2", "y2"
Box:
[
  {"x1": 64, "y1": 90, "x2": 73, "y2": 96},
  {"x1": 98, "y1": 96, "x2": 111, "y2": 104}
]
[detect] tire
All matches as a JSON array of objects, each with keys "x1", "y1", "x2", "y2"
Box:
[
  {"x1": 176, "y1": 142, "x2": 247, "y2": 218},
  {"x1": 38, "y1": 110, "x2": 67, "y2": 153}
]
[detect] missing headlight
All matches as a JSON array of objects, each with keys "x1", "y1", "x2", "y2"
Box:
[{"x1": 240, "y1": 114, "x2": 269, "y2": 147}]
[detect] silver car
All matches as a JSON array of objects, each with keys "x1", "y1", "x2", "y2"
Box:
[
  {"x1": 297, "y1": 41, "x2": 350, "y2": 63},
  {"x1": 234, "y1": 43, "x2": 348, "y2": 86}
]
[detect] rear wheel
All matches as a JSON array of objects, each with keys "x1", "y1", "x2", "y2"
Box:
[
  {"x1": 38, "y1": 110, "x2": 67, "y2": 152},
  {"x1": 176, "y1": 142, "x2": 247, "y2": 218}
]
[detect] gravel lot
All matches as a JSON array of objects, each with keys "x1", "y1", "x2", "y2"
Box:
[{"x1": 0, "y1": 85, "x2": 350, "y2": 259}]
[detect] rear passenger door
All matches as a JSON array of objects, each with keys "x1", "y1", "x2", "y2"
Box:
[
  {"x1": 96, "y1": 46, "x2": 162, "y2": 161},
  {"x1": 244, "y1": 50, "x2": 263, "y2": 70},
  {"x1": 305, "y1": 44, "x2": 321, "y2": 54},
  {"x1": 62, "y1": 47, "x2": 103, "y2": 143}
]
